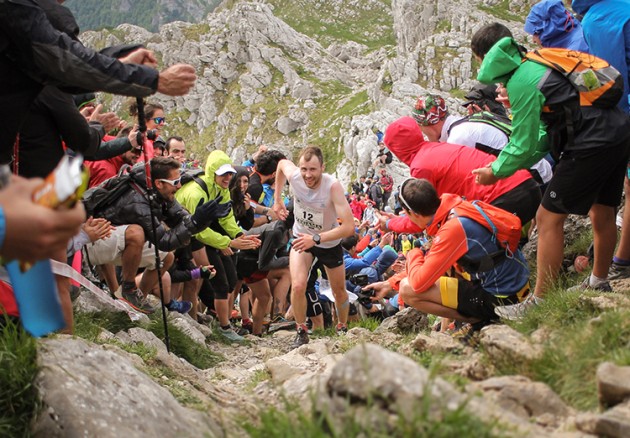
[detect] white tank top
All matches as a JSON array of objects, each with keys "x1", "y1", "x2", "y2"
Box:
[{"x1": 290, "y1": 172, "x2": 340, "y2": 249}]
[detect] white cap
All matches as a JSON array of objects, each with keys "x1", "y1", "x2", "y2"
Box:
[{"x1": 215, "y1": 163, "x2": 237, "y2": 175}]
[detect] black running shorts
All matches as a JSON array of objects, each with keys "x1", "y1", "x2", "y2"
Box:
[{"x1": 542, "y1": 141, "x2": 630, "y2": 215}]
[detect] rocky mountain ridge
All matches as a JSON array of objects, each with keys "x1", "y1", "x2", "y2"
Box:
[{"x1": 81, "y1": 0, "x2": 535, "y2": 188}]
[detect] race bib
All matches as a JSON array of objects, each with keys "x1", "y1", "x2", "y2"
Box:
[{"x1": 295, "y1": 198, "x2": 324, "y2": 230}]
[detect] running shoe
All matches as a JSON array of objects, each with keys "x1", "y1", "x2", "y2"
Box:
[
  {"x1": 166, "y1": 299, "x2": 193, "y2": 314},
  {"x1": 335, "y1": 323, "x2": 348, "y2": 335},
  {"x1": 219, "y1": 326, "x2": 245, "y2": 343},
  {"x1": 494, "y1": 294, "x2": 543, "y2": 321},
  {"x1": 451, "y1": 320, "x2": 491, "y2": 347},
  {"x1": 292, "y1": 326, "x2": 310, "y2": 349},
  {"x1": 120, "y1": 289, "x2": 155, "y2": 314},
  {"x1": 608, "y1": 262, "x2": 630, "y2": 281},
  {"x1": 241, "y1": 319, "x2": 253, "y2": 334},
  {"x1": 568, "y1": 277, "x2": 613, "y2": 292}
]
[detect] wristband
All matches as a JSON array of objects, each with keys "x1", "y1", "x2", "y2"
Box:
[{"x1": 191, "y1": 267, "x2": 201, "y2": 280}]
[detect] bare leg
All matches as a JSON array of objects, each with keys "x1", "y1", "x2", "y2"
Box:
[
  {"x1": 97, "y1": 263, "x2": 118, "y2": 293},
  {"x1": 120, "y1": 225, "x2": 145, "y2": 284},
  {"x1": 182, "y1": 278, "x2": 201, "y2": 319},
  {"x1": 323, "y1": 264, "x2": 349, "y2": 326},
  {"x1": 399, "y1": 278, "x2": 479, "y2": 323},
  {"x1": 288, "y1": 248, "x2": 315, "y2": 325},
  {"x1": 615, "y1": 177, "x2": 630, "y2": 259},
  {"x1": 589, "y1": 204, "x2": 617, "y2": 278},
  {"x1": 248, "y1": 279, "x2": 272, "y2": 335},
  {"x1": 534, "y1": 206, "x2": 568, "y2": 298},
  {"x1": 139, "y1": 252, "x2": 174, "y2": 301},
  {"x1": 53, "y1": 248, "x2": 72, "y2": 334},
  {"x1": 269, "y1": 267, "x2": 290, "y2": 317}
]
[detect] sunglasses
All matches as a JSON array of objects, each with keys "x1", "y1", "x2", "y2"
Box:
[
  {"x1": 152, "y1": 117, "x2": 166, "y2": 125},
  {"x1": 158, "y1": 177, "x2": 181, "y2": 186}
]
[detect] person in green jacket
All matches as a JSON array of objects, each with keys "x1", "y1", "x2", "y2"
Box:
[
  {"x1": 176, "y1": 150, "x2": 261, "y2": 342},
  {"x1": 470, "y1": 23, "x2": 630, "y2": 319}
]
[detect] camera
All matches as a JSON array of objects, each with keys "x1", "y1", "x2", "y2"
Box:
[
  {"x1": 356, "y1": 288, "x2": 375, "y2": 305},
  {"x1": 146, "y1": 129, "x2": 158, "y2": 141},
  {"x1": 350, "y1": 273, "x2": 369, "y2": 287}
]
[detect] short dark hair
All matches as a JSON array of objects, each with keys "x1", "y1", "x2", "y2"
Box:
[
  {"x1": 298, "y1": 146, "x2": 324, "y2": 166},
  {"x1": 341, "y1": 235, "x2": 359, "y2": 251},
  {"x1": 400, "y1": 178, "x2": 441, "y2": 216},
  {"x1": 151, "y1": 156, "x2": 181, "y2": 181},
  {"x1": 165, "y1": 136, "x2": 184, "y2": 153},
  {"x1": 471, "y1": 23, "x2": 513, "y2": 59},
  {"x1": 255, "y1": 150, "x2": 286, "y2": 176}
]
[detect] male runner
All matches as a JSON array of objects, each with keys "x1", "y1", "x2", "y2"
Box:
[{"x1": 273, "y1": 146, "x2": 355, "y2": 348}]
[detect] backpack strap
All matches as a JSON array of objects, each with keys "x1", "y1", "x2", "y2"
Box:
[{"x1": 192, "y1": 175, "x2": 210, "y2": 198}]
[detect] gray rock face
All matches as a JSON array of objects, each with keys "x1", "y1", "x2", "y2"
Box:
[
  {"x1": 597, "y1": 362, "x2": 630, "y2": 408},
  {"x1": 33, "y1": 338, "x2": 220, "y2": 438},
  {"x1": 468, "y1": 375, "x2": 573, "y2": 428},
  {"x1": 479, "y1": 324, "x2": 542, "y2": 363},
  {"x1": 375, "y1": 307, "x2": 430, "y2": 334}
]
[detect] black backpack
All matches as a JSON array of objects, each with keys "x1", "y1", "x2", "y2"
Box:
[
  {"x1": 179, "y1": 168, "x2": 209, "y2": 197},
  {"x1": 447, "y1": 111, "x2": 513, "y2": 156},
  {"x1": 82, "y1": 165, "x2": 141, "y2": 217}
]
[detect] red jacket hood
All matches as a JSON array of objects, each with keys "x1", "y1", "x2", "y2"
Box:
[
  {"x1": 384, "y1": 116, "x2": 428, "y2": 165},
  {"x1": 426, "y1": 193, "x2": 463, "y2": 236}
]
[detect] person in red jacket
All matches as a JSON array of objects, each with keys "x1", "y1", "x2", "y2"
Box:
[{"x1": 379, "y1": 116, "x2": 541, "y2": 234}]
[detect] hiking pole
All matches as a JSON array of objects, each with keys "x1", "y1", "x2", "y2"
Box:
[{"x1": 136, "y1": 97, "x2": 171, "y2": 353}]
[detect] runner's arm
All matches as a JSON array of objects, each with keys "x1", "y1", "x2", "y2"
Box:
[{"x1": 319, "y1": 181, "x2": 355, "y2": 244}]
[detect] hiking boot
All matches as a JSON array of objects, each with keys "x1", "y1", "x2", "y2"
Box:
[
  {"x1": 120, "y1": 289, "x2": 155, "y2": 314},
  {"x1": 568, "y1": 276, "x2": 613, "y2": 292},
  {"x1": 292, "y1": 326, "x2": 310, "y2": 349},
  {"x1": 197, "y1": 312, "x2": 214, "y2": 325},
  {"x1": 494, "y1": 294, "x2": 543, "y2": 321},
  {"x1": 608, "y1": 262, "x2": 630, "y2": 281},
  {"x1": 166, "y1": 299, "x2": 193, "y2": 314},
  {"x1": 219, "y1": 326, "x2": 245, "y2": 343}
]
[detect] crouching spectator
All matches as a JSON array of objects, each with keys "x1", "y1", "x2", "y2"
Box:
[
  {"x1": 378, "y1": 179, "x2": 531, "y2": 335},
  {"x1": 84, "y1": 157, "x2": 231, "y2": 313}
]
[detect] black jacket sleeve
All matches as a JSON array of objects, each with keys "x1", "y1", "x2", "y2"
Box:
[
  {"x1": 0, "y1": 0, "x2": 158, "y2": 96},
  {"x1": 100, "y1": 188, "x2": 198, "y2": 252},
  {"x1": 88, "y1": 136, "x2": 132, "y2": 161}
]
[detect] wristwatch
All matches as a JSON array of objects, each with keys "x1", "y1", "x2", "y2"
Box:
[
  {"x1": 266, "y1": 215, "x2": 273, "y2": 223},
  {"x1": 312, "y1": 234, "x2": 321, "y2": 245}
]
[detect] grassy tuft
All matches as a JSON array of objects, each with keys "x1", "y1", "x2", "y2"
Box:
[
  {"x1": 0, "y1": 318, "x2": 40, "y2": 437},
  {"x1": 243, "y1": 384, "x2": 502, "y2": 437},
  {"x1": 496, "y1": 288, "x2": 630, "y2": 410},
  {"x1": 147, "y1": 320, "x2": 224, "y2": 369},
  {"x1": 73, "y1": 310, "x2": 139, "y2": 341}
]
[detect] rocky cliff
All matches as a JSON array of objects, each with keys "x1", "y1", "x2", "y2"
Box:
[{"x1": 80, "y1": 0, "x2": 535, "y2": 187}]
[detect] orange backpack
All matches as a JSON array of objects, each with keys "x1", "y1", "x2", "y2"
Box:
[
  {"x1": 524, "y1": 48, "x2": 623, "y2": 108},
  {"x1": 452, "y1": 200, "x2": 522, "y2": 257}
]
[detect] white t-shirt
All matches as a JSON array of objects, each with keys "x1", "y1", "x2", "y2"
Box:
[
  {"x1": 290, "y1": 172, "x2": 340, "y2": 249},
  {"x1": 441, "y1": 115, "x2": 552, "y2": 184}
]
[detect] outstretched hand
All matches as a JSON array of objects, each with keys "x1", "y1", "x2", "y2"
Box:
[
  {"x1": 273, "y1": 201, "x2": 288, "y2": 221},
  {"x1": 157, "y1": 64, "x2": 196, "y2": 96},
  {"x1": 471, "y1": 167, "x2": 499, "y2": 185},
  {"x1": 191, "y1": 195, "x2": 232, "y2": 228}
]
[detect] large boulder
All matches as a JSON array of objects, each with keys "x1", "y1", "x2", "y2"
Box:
[{"x1": 33, "y1": 338, "x2": 221, "y2": 438}]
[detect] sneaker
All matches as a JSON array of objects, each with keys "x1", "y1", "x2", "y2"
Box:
[
  {"x1": 166, "y1": 299, "x2": 192, "y2": 314},
  {"x1": 335, "y1": 323, "x2": 348, "y2": 335},
  {"x1": 197, "y1": 313, "x2": 214, "y2": 325},
  {"x1": 232, "y1": 324, "x2": 250, "y2": 336},
  {"x1": 219, "y1": 326, "x2": 245, "y2": 343},
  {"x1": 494, "y1": 294, "x2": 543, "y2": 321},
  {"x1": 608, "y1": 262, "x2": 630, "y2": 281},
  {"x1": 241, "y1": 319, "x2": 253, "y2": 334},
  {"x1": 568, "y1": 276, "x2": 613, "y2": 292},
  {"x1": 120, "y1": 289, "x2": 155, "y2": 314},
  {"x1": 292, "y1": 326, "x2": 310, "y2": 349},
  {"x1": 452, "y1": 320, "x2": 492, "y2": 347}
]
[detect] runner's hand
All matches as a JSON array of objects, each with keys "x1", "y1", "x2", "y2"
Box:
[
  {"x1": 273, "y1": 201, "x2": 288, "y2": 221},
  {"x1": 292, "y1": 232, "x2": 316, "y2": 252}
]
